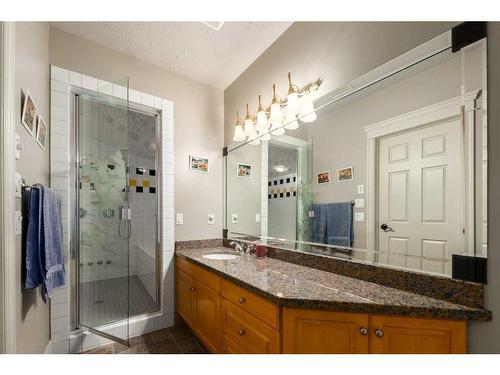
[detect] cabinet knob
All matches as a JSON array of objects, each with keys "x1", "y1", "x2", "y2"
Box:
[
  {"x1": 375, "y1": 329, "x2": 384, "y2": 337},
  {"x1": 238, "y1": 297, "x2": 246, "y2": 304},
  {"x1": 239, "y1": 328, "x2": 246, "y2": 336},
  {"x1": 190, "y1": 286, "x2": 195, "y2": 292},
  {"x1": 359, "y1": 327, "x2": 368, "y2": 336}
]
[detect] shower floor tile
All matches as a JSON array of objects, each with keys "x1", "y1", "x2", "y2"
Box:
[
  {"x1": 80, "y1": 275, "x2": 157, "y2": 328},
  {"x1": 81, "y1": 314, "x2": 207, "y2": 354}
]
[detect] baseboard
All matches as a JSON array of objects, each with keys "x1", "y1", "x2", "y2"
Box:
[{"x1": 44, "y1": 340, "x2": 52, "y2": 354}]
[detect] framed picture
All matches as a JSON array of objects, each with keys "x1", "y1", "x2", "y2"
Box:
[
  {"x1": 189, "y1": 155, "x2": 209, "y2": 173},
  {"x1": 21, "y1": 90, "x2": 37, "y2": 136},
  {"x1": 237, "y1": 163, "x2": 252, "y2": 178},
  {"x1": 337, "y1": 166, "x2": 354, "y2": 181},
  {"x1": 36, "y1": 115, "x2": 47, "y2": 150},
  {"x1": 317, "y1": 171, "x2": 331, "y2": 184}
]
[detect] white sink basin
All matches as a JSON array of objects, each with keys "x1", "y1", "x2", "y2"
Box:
[{"x1": 203, "y1": 253, "x2": 240, "y2": 261}]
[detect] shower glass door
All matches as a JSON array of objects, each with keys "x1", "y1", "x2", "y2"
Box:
[{"x1": 76, "y1": 78, "x2": 131, "y2": 345}]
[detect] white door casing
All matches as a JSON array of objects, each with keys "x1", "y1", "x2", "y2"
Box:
[
  {"x1": 377, "y1": 118, "x2": 462, "y2": 275},
  {"x1": 365, "y1": 93, "x2": 480, "y2": 275}
]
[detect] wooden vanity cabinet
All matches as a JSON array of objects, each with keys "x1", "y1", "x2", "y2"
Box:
[{"x1": 176, "y1": 256, "x2": 468, "y2": 354}]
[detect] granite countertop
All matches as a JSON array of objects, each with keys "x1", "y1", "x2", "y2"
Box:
[{"x1": 176, "y1": 247, "x2": 492, "y2": 321}]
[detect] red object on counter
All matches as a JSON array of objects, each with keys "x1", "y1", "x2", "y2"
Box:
[{"x1": 256, "y1": 244, "x2": 267, "y2": 258}]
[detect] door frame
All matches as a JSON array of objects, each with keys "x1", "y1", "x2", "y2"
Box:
[
  {"x1": 364, "y1": 92, "x2": 480, "y2": 261},
  {"x1": 0, "y1": 21, "x2": 17, "y2": 354}
]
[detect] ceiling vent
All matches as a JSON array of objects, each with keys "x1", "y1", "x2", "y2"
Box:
[
  {"x1": 201, "y1": 22, "x2": 225, "y2": 31},
  {"x1": 327, "y1": 85, "x2": 353, "y2": 100}
]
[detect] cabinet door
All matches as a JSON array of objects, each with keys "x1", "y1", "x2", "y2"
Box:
[
  {"x1": 282, "y1": 308, "x2": 370, "y2": 354},
  {"x1": 221, "y1": 334, "x2": 247, "y2": 354},
  {"x1": 176, "y1": 270, "x2": 195, "y2": 326},
  {"x1": 370, "y1": 315, "x2": 467, "y2": 354},
  {"x1": 193, "y1": 280, "x2": 220, "y2": 353}
]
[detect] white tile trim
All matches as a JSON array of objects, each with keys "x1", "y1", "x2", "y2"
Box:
[{"x1": 50, "y1": 65, "x2": 175, "y2": 353}]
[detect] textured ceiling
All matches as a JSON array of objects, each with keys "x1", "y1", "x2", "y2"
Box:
[{"x1": 50, "y1": 22, "x2": 293, "y2": 89}]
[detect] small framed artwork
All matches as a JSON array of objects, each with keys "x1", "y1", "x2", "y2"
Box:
[
  {"x1": 21, "y1": 90, "x2": 37, "y2": 136},
  {"x1": 317, "y1": 171, "x2": 331, "y2": 184},
  {"x1": 237, "y1": 163, "x2": 252, "y2": 178},
  {"x1": 36, "y1": 115, "x2": 47, "y2": 150},
  {"x1": 189, "y1": 155, "x2": 209, "y2": 173},
  {"x1": 337, "y1": 166, "x2": 354, "y2": 182}
]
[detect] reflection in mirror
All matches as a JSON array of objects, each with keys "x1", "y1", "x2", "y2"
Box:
[{"x1": 225, "y1": 37, "x2": 487, "y2": 279}]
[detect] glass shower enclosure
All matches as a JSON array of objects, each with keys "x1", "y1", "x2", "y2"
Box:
[{"x1": 71, "y1": 79, "x2": 160, "y2": 345}]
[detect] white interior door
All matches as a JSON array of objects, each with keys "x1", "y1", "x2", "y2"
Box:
[{"x1": 377, "y1": 118, "x2": 463, "y2": 275}]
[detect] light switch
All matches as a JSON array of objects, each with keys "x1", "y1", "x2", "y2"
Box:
[
  {"x1": 354, "y1": 198, "x2": 365, "y2": 208},
  {"x1": 357, "y1": 184, "x2": 364, "y2": 194},
  {"x1": 15, "y1": 173, "x2": 22, "y2": 198},
  {"x1": 176, "y1": 213, "x2": 184, "y2": 225},
  {"x1": 308, "y1": 210, "x2": 315, "y2": 218},
  {"x1": 255, "y1": 213, "x2": 261, "y2": 223},
  {"x1": 15, "y1": 211, "x2": 22, "y2": 235},
  {"x1": 354, "y1": 212, "x2": 365, "y2": 222},
  {"x1": 231, "y1": 213, "x2": 239, "y2": 224},
  {"x1": 208, "y1": 213, "x2": 215, "y2": 225}
]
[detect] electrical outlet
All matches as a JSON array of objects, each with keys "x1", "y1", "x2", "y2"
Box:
[
  {"x1": 354, "y1": 212, "x2": 365, "y2": 222},
  {"x1": 15, "y1": 211, "x2": 22, "y2": 235},
  {"x1": 15, "y1": 173, "x2": 22, "y2": 198},
  {"x1": 357, "y1": 184, "x2": 364, "y2": 194},
  {"x1": 15, "y1": 133, "x2": 22, "y2": 160},
  {"x1": 308, "y1": 210, "x2": 315, "y2": 218},
  {"x1": 354, "y1": 198, "x2": 365, "y2": 208},
  {"x1": 208, "y1": 213, "x2": 215, "y2": 225},
  {"x1": 255, "y1": 213, "x2": 261, "y2": 223},
  {"x1": 176, "y1": 213, "x2": 184, "y2": 225},
  {"x1": 231, "y1": 213, "x2": 239, "y2": 224}
]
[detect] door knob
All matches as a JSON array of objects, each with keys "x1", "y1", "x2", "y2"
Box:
[
  {"x1": 359, "y1": 327, "x2": 368, "y2": 336},
  {"x1": 375, "y1": 329, "x2": 384, "y2": 337},
  {"x1": 380, "y1": 224, "x2": 394, "y2": 232}
]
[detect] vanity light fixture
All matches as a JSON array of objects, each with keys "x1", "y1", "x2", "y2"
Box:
[
  {"x1": 243, "y1": 104, "x2": 257, "y2": 138},
  {"x1": 233, "y1": 111, "x2": 246, "y2": 142},
  {"x1": 274, "y1": 165, "x2": 287, "y2": 173},
  {"x1": 231, "y1": 73, "x2": 322, "y2": 144}
]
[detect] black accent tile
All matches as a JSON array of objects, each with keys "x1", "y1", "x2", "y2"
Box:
[
  {"x1": 286, "y1": 192, "x2": 291, "y2": 197},
  {"x1": 136, "y1": 167, "x2": 145, "y2": 175},
  {"x1": 149, "y1": 187, "x2": 156, "y2": 194},
  {"x1": 280, "y1": 193, "x2": 284, "y2": 198},
  {"x1": 293, "y1": 191, "x2": 297, "y2": 197},
  {"x1": 293, "y1": 176, "x2": 296, "y2": 182},
  {"x1": 90, "y1": 183, "x2": 95, "y2": 190},
  {"x1": 107, "y1": 164, "x2": 115, "y2": 170},
  {"x1": 286, "y1": 177, "x2": 290, "y2": 183},
  {"x1": 149, "y1": 169, "x2": 156, "y2": 176},
  {"x1": 136, "y1": 186, "x2": 143, "y2": 193},
  {"x1": 280, "y1": 179, "x2": 284, "y2": 184},
  {"x1": 268, "y1": 194, "x2": 271, "y2": 199},
  {"x1": 273, "y1": 194, "x2": 277, "y2": 199},
  {"x1": 273, "y1": 180, "x2": 277, "y2": 186},
  {"x1": 268, "y1": 181, "x2": 271, "y2": 187}
]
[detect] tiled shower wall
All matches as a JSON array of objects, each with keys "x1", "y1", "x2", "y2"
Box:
[{"x1": 49, "y1": 66, "x2": 175, "y2": 353}]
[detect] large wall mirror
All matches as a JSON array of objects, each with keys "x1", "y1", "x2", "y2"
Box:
[{"x1": 224, "y1": 33, "x2": 487, "y2": 279}]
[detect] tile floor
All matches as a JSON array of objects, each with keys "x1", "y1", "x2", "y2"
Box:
[{"x1": 81, "y1": 314, "x2": 206, "y2": 354}]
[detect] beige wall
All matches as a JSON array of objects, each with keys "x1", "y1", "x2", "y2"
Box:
[
  {"x1": 224, "y1": 22, "x2": 458, "y2": 145},
  {"x1": 15, "y1": 22, "x2": 50, "y2": 353},
  {"x1": 49, "y1": 27, "x2": 224, "y2": 241}
]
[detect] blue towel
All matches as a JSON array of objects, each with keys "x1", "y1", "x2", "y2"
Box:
[
  {"x1": 310, "y1": 203, "x2": 327, "y2": 243},
  {"x1": 25, "y1": 187, "x2": 43, "y2": 289},
  {"x1": 24, "y1": 184, "x2": 65, "y2": 302},
  {"x1": 326, "y1": 202, "x2": 354, "y2": 247},
  {"x1": 40, "y1": 185, "x2": 65, "y2": 302}
]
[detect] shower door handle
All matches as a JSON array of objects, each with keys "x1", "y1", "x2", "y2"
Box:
[{"x1": 119, "y1": 207, "x2": 132, "y2": 239}]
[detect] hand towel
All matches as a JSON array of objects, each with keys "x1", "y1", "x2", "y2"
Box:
[
  {"x1": 310, "y1": 203, "x2": 327, "y2": 243},
  {"x1": 326, "y1": 202, "x2": 354, "y2": 247}
]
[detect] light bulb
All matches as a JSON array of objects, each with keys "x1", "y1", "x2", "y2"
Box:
[
  {"x1": 256, "y1": 94, "x2": 268, "y2": 132},
  {"x1": 233, "y1": 111, "x2": 246, "y2": 142},
  {"x1": 298, "y1": 94, "x2": 317, "y2": 123},
  {"x1": 286, "y1": 72, "x2": 299, "y2": 117},
  {"x1": 284, "y1": 112, "x2": 299, "y2": 130},
  {"x1": 243, "y1": 104, "x2": 256, "y2": 137},
  {"x1": 269, "y1": 84, "x2": 282, "y2": 123}
]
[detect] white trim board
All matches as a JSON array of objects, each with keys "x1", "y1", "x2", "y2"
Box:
[
  {"x1": 364, "y1": 92, "x2": 481, "y2": 261},
  {"x1": 0, "y1": 21, "x2": 17, "y2": 354},
  {"x1": 49, "y1": 65, "x2": 175, "y2": 353}
]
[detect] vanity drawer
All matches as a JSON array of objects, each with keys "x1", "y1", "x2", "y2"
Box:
[
  {"x1": 221, "y1": 279, "x2": 279, "y2": 329},
  {"x1": 220, "y1": 299, "x2": 279, "y2": 354},
  {"x1": 176, "y1": 256, "x2": 221, "y2": 293}
]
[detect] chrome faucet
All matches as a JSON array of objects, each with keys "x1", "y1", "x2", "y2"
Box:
[{"x1": 229, "y1": 241, "x2": 244, "y2": 254}]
